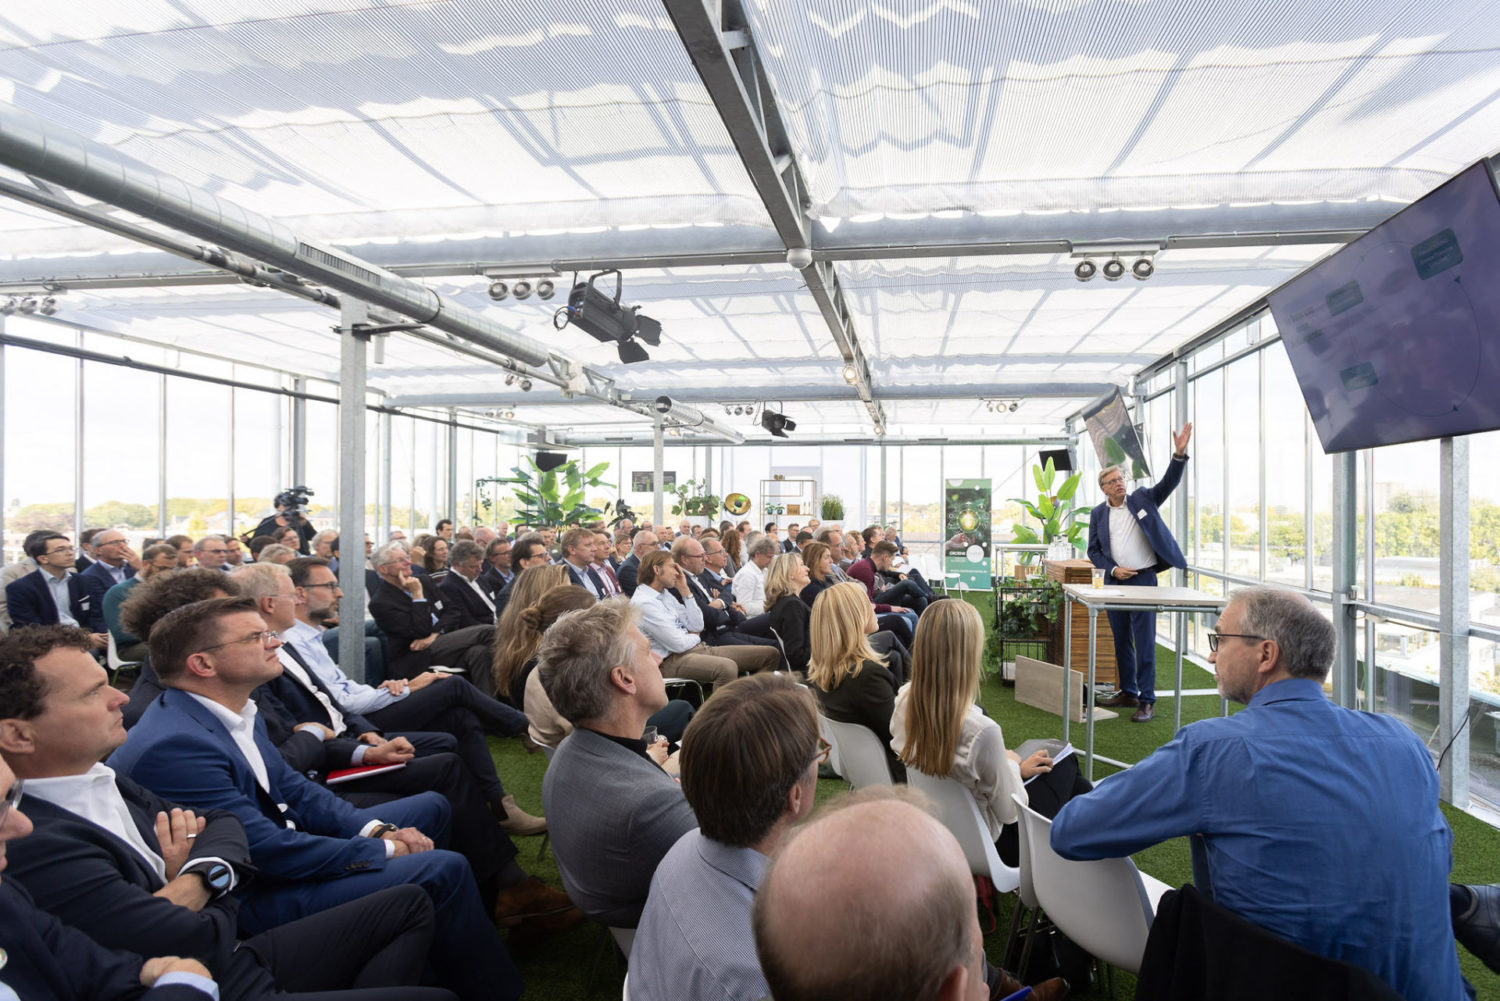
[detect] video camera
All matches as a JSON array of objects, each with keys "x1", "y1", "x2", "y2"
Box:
[{"x1": 275, "y1": 485, "x2": 315, "y2": 521}]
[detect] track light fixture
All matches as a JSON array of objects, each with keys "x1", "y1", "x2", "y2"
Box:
[
  {"x1": 1071, "y1": 248, "x2": 1156, "y2": 282},
  {"x1": 1101, "y1": 257, "x2": 1126, "y2": 281},
  {"x1": 488, "y1": 280, "x2": 509, "y2": 301},
  {"x1": 519, "y1": 379, "x2": 533, "y2": 392},
  {"x1": 39, "y1": 296, "x2": 57, "y2": 316},
  {"x1": 0, "y1": 298, "x2": 15, "y2": 316},
  {"x1": 502, "y1": 409, "x2": 515, "y2": 419},
  {"x1": 535, "y1": 278, "x2": 555, "y2": 300},
  {"x1": 841, "y1": 363, "x2": 858, "y2": 384},
  {"x1": 1074, "y1": 260, "x2": 1097, "y2": 282},
  {"x1": 504, "y1": 374, "x2": 515, "y2": 386},
  {"x1": 1131, "y1": 256, "x2": 1154, "y2": 280},
  {"x1": 983, "y1": 398, "x2": 1021, "y2": 414},
  {"x1": 18, "y1": 297, "x2": 37, "y2": 314},
  {"x1": 513, "y1": 279, "x2": 533, "y2": 300}
]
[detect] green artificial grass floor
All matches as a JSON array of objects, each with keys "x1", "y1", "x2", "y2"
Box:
[{"x1": 487, "y1": 606, "x2": 1500, "y2": 998}]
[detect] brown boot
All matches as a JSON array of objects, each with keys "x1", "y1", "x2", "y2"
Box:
[
  {"x1": 492, "y1": 876, "x2": 576, "y2": 926},
  {"x1": 493, "y1": 794, "x2": 547, "y2": 836},
  {"x1": 992, "y1": 968, "x2": 1069, "y2": 1001}
]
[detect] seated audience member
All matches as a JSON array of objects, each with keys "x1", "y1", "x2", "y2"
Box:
[
  {"x1": 633, "y1": 674, "x2": 819, "y2": 1001},
  {"x1": 417, "y1": 536, "x2": 449, "y2": 581},
  {"x1": 781, "y1": 524, "x2": 800, "y2": 553},
  {"x1": 558, "y1": 527, "x2": 608, "y2": 600},
  {"x1": 590, "y1": 530, "x2": 623, "y2": 597},
  {"x1": 492, "y1": 533, "x2": 552, "y2": 618},
  {"x1": 74, "y1": 528, "x2": 102, "y2": 572},
  {"x1": 792, "y1": 530, "x2": 813, "y2": 554},
  {"x1": 286, "y1": 557, "x2": 537, "y2": 826},
  {"x1": 471, "y1": 527, "x2": 497, "y2": 551},
  {"x1": 538, "y1": 526, "x2": 559, "y2": 557},
  {"x1": 893, "y1": 600, "x2": 1089, "y2": 866},
  {"x1": 837, "y1": 532, "x2": 861, "y2": 571},
  {"x1": 804, "y1": 541, "x2": 915, "y2": 647},
  {"x1": 193, "y1": 536, "x2": 232, "y2": 573},
  {"x1": 108, "y1": 597, "x2": 544, "y2": 1001},
  {"x1": 165, "y1": 534, "x2": 195, "y2": 566},
  {"x1": 497, "y1": 582, "x2": 590, "y2": 710},
  {"x1": 1051, "y1": 586, "x2": 1465, "y2": 1001},
  {"x1": 0, "y1": 625, "x2": 455, "y2": 1001},
  {"x1": 311, "y1": 530, "x2": 338, "y2": 561},
  {"x1": 491, "y1": 565, "x2": 570, "y2": 695},
  {"x1": 808, "y1": 582, "x2": 906, "y2": 781},
  {"x1": 0, "y1": 750, "x2": 225, "y2": 1001},
  {"x1": 77, "y1": 531, "x2": 140, "y2": 633},
  {"x1": 0, "y1": 536, "x2": 45, "y2": 632},
  {"x1": 609, "y1": 531, "x2": 632, "y2": 573},
  {"x1": 733, "y1": 536, "x2": 777, "y2": 616},
  {"x1": 119, "y1": 569, "x2": 241, "y2": 727},
  {"x1": 859, "y1": 524, "x2": 881, "y2": 560},
  {"x1": 753, "y1": 787, "x2": 1065, "y2": 1001},
  {"x1": 233, "y1": 562, "x2": 547, "y2": 850},
  {"x1": 538, "y1": 600, "x2": 698, "y2": 927},
  {"x1": 434, "y1": 520, "x2": 454, "y2": 543},
  {"x1": 223, "y1": 538, "x2": 246, "y2": 568},
  {"x1": 436, "y1": 541, "x2": 498, "y2": 629},
  {"x1": 255, "y1": 544, "x2": 297, "y2": 566},
  {"x1": 104, "y1": 542, "x2": 179, "y2": 662},
  {"x1": 518, "y1": 587, "x2": 693, "y2": 751},
  {"x1": 6, "y1": 532, "x2": 105, "y2": 646},
  {"x1": 673, "y1": 538, "x2": 779, "y2": 672},
  {"x1": 630, "y1": 551, "x2": 738, "y2": 690},
  {"x1": 246, "y1": 535, "x2": 278, "y2": 562},
  {"x1": 367, "y1": 542, "x2": 494, "y2": 685},
  {"x1": 615, "y1": 530, "x2": 659, "y2": 597},
  {"x1": 762, "y1": 554, "x2": 813, "y2": 675},
  {"x1": 479, "y1": 536, "x2": 514, "y2": 594},
  {"x1": 273, "y1": 526, "x2": 302, "y2": 554},
  {"x1": 849, "y1": 540, "x2": 931, "y2": 613}
]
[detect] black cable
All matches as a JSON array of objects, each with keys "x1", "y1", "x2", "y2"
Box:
[{"x1": 1436, "y1": 704, "x2": 1479, "y2": 771}]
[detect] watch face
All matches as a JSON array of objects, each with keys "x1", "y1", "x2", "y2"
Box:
[{"x1": 204, "y1": 863, "x2": 232, "y2": 891}]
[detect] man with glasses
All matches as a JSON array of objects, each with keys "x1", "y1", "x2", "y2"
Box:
[
  {"x1": 103, "y1": 543, "x2": 179, "y2": 663},
  {"x1": 1051, "y1": 586, "x2": 1466, "y2": 1001},
  {"x1": 368, "y1": 542, "x2": 495, "y2": 684},
  {"x1": 109, "y1": 597, "x2": 527, "y2": 1001},
  {"x1": 478, "y1": 537, "x2": 513, "y2": 594},
  {"x1": 671, "y1": 537, "x2": 779, "y2": 673},
  {"x1": 1086, "y1": 422, "x2": 1193, "y2": 723},
  {"x1": 193, "y1": 536, "x2": 233, "y2": 573},
  {"x1": 6, "y1": 532, "x2": 101, "y2": 648},
  {"x1": 78, "y1": 531, "x2": 141, "y2": 633},
  {"x1": 492, "y1": 533, "x2": 551, "y2": 619}
]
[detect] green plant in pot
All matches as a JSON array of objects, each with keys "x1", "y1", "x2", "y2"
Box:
[
  {"x1": 668, "y1": 478, "x2": 721, "y2": 520},
  {"x1": 820, "y1": 494, "x2": 845, "y2": 520},
  {"x1": 511, "y1": 457, "x2": 613, "y2": 525},
  {"x1": 1008, "y1": 456, "x2": 1087, "y2": 564}
]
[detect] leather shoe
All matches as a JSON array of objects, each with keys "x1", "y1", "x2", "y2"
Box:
[
  {"x1": 1097, "y1": 691, "x2": 1139, "y2": 708},
  {"x1": 1453, "y1": 883, "x2": 1500, "y2": 973},
  {"x1": 493, "y1": 876, "x2": 576, "y2": 926},
  {"x1": 992, "y1": 968, "x2": 1069, "y2": 1001},
  {"x1": 494, "y1": 794, "x2": 547, "y2": 836},
  {"x1": 1131, "y1": 703, "x2": 1155, "y2": 722}
]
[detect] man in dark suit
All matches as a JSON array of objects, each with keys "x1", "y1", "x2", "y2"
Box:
[
  {"x1": 780, "y1": 523, "x2": 800, "y2": 553},
  {"x1": 77, "y1": 530, "x2": 140, "y2": 633},
  {"x1": 367, "y1": 543, "x2": 493, "y2": 684},
  {"x1": 478, "y1": 537, "x2": 513, "y2": 595},
  {"x1": 616, "y1": 530, "x2": 659, "y2": 598},
  {"x1": 0, "y1": 752, "x2": 221, "y2": 1001},
  {"x1": 1087, "y1": 422, "x2": 1193, "y2": 722},
  {"x1": 0, "y1": 624, "x2": 456, "y2": 1001},
  {"x1": 108, "y1": 597, "x2": 532, "y2": 1001},
  {"x1": 6, "y1": 532, "x2": 100, "y2": 647},
  {"x1": 559, "y1": 528, "x2": 607, "y2": 601},
  {"x1": 437, "y1": 541, "x2": 498, "y2": 629},
  {"x1": 671, "y1": 538, "x2": 779, "y2": 673},
  {"x1": 74, "y1": 527, "x2": 102, "y2": 573},
  {"x1": 491, "y1": 533, "x2": 552, "y2": 619}
]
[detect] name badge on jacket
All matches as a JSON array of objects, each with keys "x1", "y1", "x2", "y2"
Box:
[{"x1": 1136, "y1": 509, "x2": 1148, "y2": 520}]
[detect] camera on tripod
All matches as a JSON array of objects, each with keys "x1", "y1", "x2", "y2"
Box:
[{"x1": 275, "y1": 486, "x2": 314, "y2": 522}]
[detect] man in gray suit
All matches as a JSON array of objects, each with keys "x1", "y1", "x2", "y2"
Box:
[{"x1": 537, "y1": 599, "x2": 697, "y2": 928}]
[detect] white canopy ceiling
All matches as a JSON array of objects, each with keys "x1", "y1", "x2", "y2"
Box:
[{"x1": 0, "y1": 0, "x2": 1497, "y2": 440}]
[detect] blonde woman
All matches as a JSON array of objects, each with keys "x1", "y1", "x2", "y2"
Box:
[
  {"x1": 491, "y1": 563, "x2": 569, "y2": 700},
  {"x1": 808, "y1": 581, "x2": 905, "y2": 780},
  {"x1": 763, "y1": 553, "x2": 812, "y2": 674},
  {"x1": 891, "y1": 599, "x2": 1090, "y2": 865}
]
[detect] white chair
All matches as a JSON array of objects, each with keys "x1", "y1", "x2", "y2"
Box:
[
  {"x1": 621, "y1": 971, "x2": 629, "y2": 1001},
  {"x1": 662, "y1": 676, "x2": 705, "y2": 704},
  {"x1": 609, "y1": 925, "x2": 636, "y2": 959},
  {"x1": 106, "y1": 632, "x2": 141, "y2": 681},
  {"x1": 815, "y1": 710, "x2": 843, "y2": 778},
  {"x1": 1013, "y1": 795, "x2": 1170, "y2": 976},
  {"x1": 819, "y1": 715, "x2": 894, "y2": 788},
  {"x1": 1008, "y1": 791, "x2": 1048, "y2": 976},
  {"x1": 906, "y1": 770, "x2": 1020, "y2": 894}
]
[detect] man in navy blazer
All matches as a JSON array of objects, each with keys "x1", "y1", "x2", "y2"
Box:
[
  {"x1": 1087, "y1": 422, "x2": 1193, "y2": 722},
  {"x1": 6, "y1": 532, "x2": 100, "y2": 643},
  {"x1": 0, "y1": 623, "x2": 455, "y2": 1001},
  {"x1": 76, "y1": 530, "x2": 139, "y2": 632},
  {"x1": 107, "y1": 596, "x2": 526, "y2": 1001}
]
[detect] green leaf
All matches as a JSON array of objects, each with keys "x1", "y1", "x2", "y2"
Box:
[
  {"x1": 1032, "y1": 464, "x2": 1046, "y2": 494},
  {"x1": 1010, "y1": 524, "x2": 1040, "y2": 544},
  {"x1": 585, "y1": 462, "x2": 610, "y2": 481},
  {"x1": 1037, "y1": 495, "x2": 1054, "y2": 518},
  {"x1": 1056, "y1": 472, "x2": 1082, "y2": 502},
  {"x1": 1041, "y1": 456, "x2": 1056, "y2": 489}
]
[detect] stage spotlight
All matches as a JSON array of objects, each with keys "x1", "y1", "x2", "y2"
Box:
[
  {"x1": 488, "y1": 280, "x2": 509, "y2": 301},
  {"x1": 502, "y1": 409, "x2": 515, "y2": 419},
  {"x1": 535, "y1": 279, "x2": 555, "y2": 300},
  {"x1": 39, "y1": 296, "x2": 57, "y2": 316},
  {"x1": 18, "y1": 297, "x2": 37, "y2": 314},
  {"x1": 1132, "y1": 256, "x2": 1154, "y2": 280},
  {"x1": 842, "y1": 364, "x2": 858, "y2": 384},
  {"x1": 1008, "y1": 401, "x2": 1019, "y2": 413},
  {"x1": 513, "y1": 279, "x2": 533, "y2": 300},
  {"x1": 504, "y1": 374, "x2": 516, "y2": 386},
  {"x1": 0, "y1": 298, "x2": 15, "y2": 316},
  {"x1": 873, "y1": 422, "x2": 885, "y2": 437},
  {"x1": 1074, "y1": 259, "x2": 1097, "y2": 282},
  {"x1": 519, "y1": 379, "x2": 533, "y2": 392},
  {"x1": 563, "y1": 269, "x2": 660, "y2": 364},
  {"x1": 760, "y1": 408, "x2": 796, "y2": 438},
  {"x1": 1102, "y1": 257, "x2": 1125, "y2": 281}
]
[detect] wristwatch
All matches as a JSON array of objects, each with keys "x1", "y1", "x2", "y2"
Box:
[
  {"x1": 368, "y1": 822, "x2": 399, "y2": 838},
  {"x1": 184, "y1": 860, "x2": 233, "y2": 895}
]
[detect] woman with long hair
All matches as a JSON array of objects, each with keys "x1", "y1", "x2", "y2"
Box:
[
  {"x1": 763, "y1": 553, "x2": 812, "y2": 674},
  {"x1": 720, "y1": 523, "x2": 743, "y2": 576},
  {"x1": 797, "y1": 541, "x2": 835, "y2": 607},
  {"x1": 892, "y1": 599, "x2": 1090, "y2": 865},
  {"x1": 807, "y1": 581, "x2": 905, "y2": 780},
  {"x1": 491, "y1": 563, "x2": 569, "y2": 700}
]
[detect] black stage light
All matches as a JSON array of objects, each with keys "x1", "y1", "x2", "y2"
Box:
[
  {"x1": 535, "y1": 451, "x2": 567, "y2": 472},
  {"x1": 563, "y1": 269, "x2": 660, "y2": 364},
  {"x1": 760, "y1": 409, "x2": 796, "y2": 438}
]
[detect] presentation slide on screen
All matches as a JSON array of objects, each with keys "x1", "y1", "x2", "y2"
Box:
[{"x1": 1269, "y1": 163, "x2": 1500, "y2": 453}]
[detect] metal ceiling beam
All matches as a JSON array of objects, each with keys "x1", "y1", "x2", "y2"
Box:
[
  {"x1": 0, "y1": 200, "x2": 1392, "y2": 287},
  {"x1": 384, "y1": 382, "x2": 1111, "y2": 409},
  {"x1": 662, "y1": 0, "x2": 886, "y2": 435}
]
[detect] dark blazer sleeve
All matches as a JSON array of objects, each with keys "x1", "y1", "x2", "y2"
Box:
[
  {"x1": 1148, "y1": 453, "x2": 1188, "y2": 507},
  {"x1": 1087, "y1": 502, "x2": 1115, "y2": 575},
  {"x1": 369, "y1": 581, "x2": 435, "y2": 642},
  {"x1": 617, "y1": 556, "x2": 639, "y2": 596},
  {"x1": 6, "y1": 572, "x2": 50, "y2": 627},
  {"x1": 79, "y1": 563, "x2": 114, "y2": 632},
  {"x1": 769, "y1": 599, "x2": 811, "y2": 673},
  {"x1": 253, "y1": 682, "x2": 362, "y2": 775}
]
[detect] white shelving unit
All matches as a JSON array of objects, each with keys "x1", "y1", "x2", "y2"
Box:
[{"x1": 759, "y1": 477, "x2": 819, "y2": 531}]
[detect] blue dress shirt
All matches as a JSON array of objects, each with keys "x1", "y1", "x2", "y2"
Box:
[{"x1": 1051, "y1": 678, "x2": 1465, "y2": 1001}]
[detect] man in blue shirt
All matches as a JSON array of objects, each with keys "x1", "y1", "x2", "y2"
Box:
[{"x1": 1051, "y1": 586, "x2": 1467, "y2": 1001}]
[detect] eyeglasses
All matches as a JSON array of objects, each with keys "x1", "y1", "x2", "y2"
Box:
[
  {"x1": 302, "y1": 581, "x2": 340, "y2": 590},
  {"x1": 200, "y1": 629, "x2": 280, "y2": 653},
  {"x1": 43, "y1": 545, "x2": 75, "y2": 556},
  {"x1": 1207, "y1": 632, "x2": 1266, "y2": 652},
  {"x1": 0, "y1": 780, "x2": 23, "y2": 827}
]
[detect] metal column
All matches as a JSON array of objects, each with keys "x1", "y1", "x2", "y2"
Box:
[
  {"x1": 336, "y1": 300, "x2": 370, "y2": 682},
  {"x1": 652, "y1": 418, "x2": 665, "y2": 528},
  {"x1": 73, "y1": 330, "x2": 84, "y2": 543},
  {"x1": 1438, "y1": 436, "x2": 1470, "y2": 806},
  {"x1": 291, "y1": 377, "x2": 307, "y2": 488},
  {"x1": 226, "y1": 387, "x2": 236, "y2": 539},
  {"x1": 1329, "y1": 452, "x2": 1358, "y2": 708},
  {"x1": 0, "y1": 338, "x2": 5, "y2": 550},
  {"x1": 446, "y1": 411, "x2": 458, "y2": 525},
  {"x1": 1174, "y1": 359, "x2": 1192, "y2": 728},
  {"x1": 380, "y1": 411, "x2": 393, "y2": 541},
  {"x1": 157, "y1": 374, "x2": 168, "y2": 537}
]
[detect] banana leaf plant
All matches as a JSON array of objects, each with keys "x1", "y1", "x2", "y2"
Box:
[
  {"x1": 1008, "y1": 457, "x2": 1088, "y2": 564},
  {"x1": 511, "y1": 457, "x2": 613, "y2": 525}
]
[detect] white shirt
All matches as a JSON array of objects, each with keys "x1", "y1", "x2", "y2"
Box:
[
  {"x1": 26, "y1": 763, "x2": 167, "y2": 880},
  {"x1": 1106, "y1": 500, "x2": 1157, "y2": 571},
  {"x1": 40, "y1": 568, "x2": 79, "y2": 627},
  {"x1": 284, "y1": 619, "x2": 400, "y2": 714},
  {"x1": 99, "y1": 561, "x2": 129, "y2": 585},
  {"x1": 275, "y1": 646, "x2": 348, "y2": 734},
  {"x1": 732, "y1": 562, "x2": 766, "y2": 615},
  {"x1": 566, "y1": 558, "x2": 604, "y2": 599},
  {"x1": 630, "y1": 585, "x2": 704, "y2": 658},
  {"x1": 463, "y1": 573, "x2": 497, "y2": 613}
]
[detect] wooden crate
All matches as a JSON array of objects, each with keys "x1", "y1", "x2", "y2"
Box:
[{"x1": 1043, "y1": 559, "x2": 1119, "y2": 687}]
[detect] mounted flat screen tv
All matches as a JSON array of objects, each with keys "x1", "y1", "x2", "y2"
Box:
[{"x1": 1267, "y1": 161, "x2": 1500, "y2": 453}]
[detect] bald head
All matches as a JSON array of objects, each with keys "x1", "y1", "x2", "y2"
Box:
[{"x1": 753, "y1": 791, "x2": 984, "y2": 1001}]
